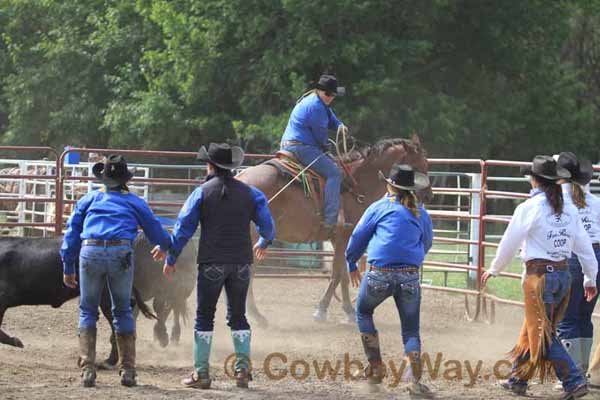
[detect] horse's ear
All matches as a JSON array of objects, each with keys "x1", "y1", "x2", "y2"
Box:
[{"x1": 410, "y1": 132, "x2": 421, "y2": 147}]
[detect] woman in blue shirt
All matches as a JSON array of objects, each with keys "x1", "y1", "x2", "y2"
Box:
[
  {"x1": 280, "y1": 74, "x2": 348, "y2": 237},
  {"x1": 346, "y1": 164, "x2": 433, "y2": 397},
  {"x1": 60, "y1": 155, "x2": 171, "y2": 388}
]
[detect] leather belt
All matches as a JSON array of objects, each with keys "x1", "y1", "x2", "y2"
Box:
[
  {"x1": 525, "y1": 259, "x2": 568, "y2": 274},
  {"x1": 82, "y1": 239, "x2": 130, "y2": 247},
  {"x1": 593, "y1": 243, "x2": 600, "y2": 249},
  {"x1": 369, "y1": 265, "x2": 419, "y2": 273}
]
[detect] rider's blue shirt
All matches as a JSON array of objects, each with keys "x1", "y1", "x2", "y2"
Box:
[
  {"x1": 345, "y1": 194, "x2": 433, "y2": 272},
  {"x1": 60, "y1": 188, "x2": 171, "y2": 275},
  {"x1": 281, "y1": 93, "x2": 342, "y2": 147}
]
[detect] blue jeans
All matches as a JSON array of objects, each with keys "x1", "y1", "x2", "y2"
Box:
[
  {"x1": 79, "y1": 244, "x2": 135, "y2": 333},
  {"x1": 195, "y1": 264, "x2": 251, "y2": 332},
  {"x1": 509, "y1": 270, "x2": 585, "y2": 392},
  {"x1": 281, "y1": 143, "x2": 342, "y2": 226},
  {"x1": 355, "y1": 270, "x2": 421, "y2": 354},
  {"x1": 558, "y1": 247, "x2": 600, "y2": 339}
]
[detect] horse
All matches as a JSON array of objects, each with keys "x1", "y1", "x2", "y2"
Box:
[{"x1": 237, "y1": 134, "x2": 431, "y2": 325}]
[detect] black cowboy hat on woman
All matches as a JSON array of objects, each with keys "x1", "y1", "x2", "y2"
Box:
[
  {"x1": 345, "y1": 164, "x2": 434, "y2": 396},
  {"x1": 60, "y1": 154, "x2": 172, "y2": 388},
  {"x1": 481, "y1": 155, "x2": 598, "y2": 398},
  {"x1": 279, "y1": 73, "x2": 349, "y2": 239},
  {"x1": 151, "y1": 142, "x2": 275, "y2": 390}
]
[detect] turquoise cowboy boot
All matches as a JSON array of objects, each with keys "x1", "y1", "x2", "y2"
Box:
[
  {"x1": 231, "y1": 330, "x2": 252, "y2": 388},
  {"x1": 181, "y1": 331, "x2": 213, "y2": 389}
]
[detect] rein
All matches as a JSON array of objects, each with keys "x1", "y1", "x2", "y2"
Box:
[{"x1": 334, "y1": 126, "x2": 365, "y2": 204}]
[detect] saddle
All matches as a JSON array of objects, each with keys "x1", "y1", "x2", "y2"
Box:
[
  {"x1": 265, "y1": 151, "x2": 326, "y2": 212},
  {"x1": 263, "y1": 150, "x2": 364, "y2": 221}
]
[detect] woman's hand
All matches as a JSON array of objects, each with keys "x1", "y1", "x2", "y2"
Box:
[
  {"x1": 254, "y1": 244, "x2": 268, "y2": 262},
  {"x1": 350, "y1": 270, "x2": 362, "y2": 288},
  {"x1": 151, "y1": 245, "x2": 166, "y2": 261},
  {"x1": 585, "y1": 286, "x2": 598, "y2": 302},
  {"x1": 63, "y1": 274, "x2": 78, "y2": 289},
  {"x1": 480, "y1": 271, "x2": 494, "y2": 288},
  {"x1": 163, "y1": 263, "x2": 176, "y2": 279}
]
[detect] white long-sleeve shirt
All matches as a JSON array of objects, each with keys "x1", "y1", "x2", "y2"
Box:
[
  {"x1": 488, "y1": 190, "x2": 598, "y2": 287},
  {"x1": 562, "y1": 183, "x2": 600, "y2": 244}
]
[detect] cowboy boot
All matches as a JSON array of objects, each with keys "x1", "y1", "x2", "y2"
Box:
[
  {"x1": 406, "y1": 351, "x2": 434, "y2": 399},
  {"x1": 554, "y1": 338, "x2": 583, "y2": 391},
  {"x1": 360, "y1": 333, "x2": 385, "y2": 384},
  {"x1": 559, "y1": 383, "x2": 589, "y2": 400},
  {"x1": 78, "y1": 327, "x2": 97, "y2": 388},
  {"x1": 561, "y1": 338, "x2": 584, "y2": 372},
  {"x1": 181, "y1": 331, "x2": 212, "y2": 389},
  {"x1": 232, "y1": 330, "x2": 252, "y2": 388},
  {"x1": 116, "y1": 332, "x2": 137, "y2": 387},
  {"x1": 581, "y1": 337, "x2": 593, "y2": 375}
]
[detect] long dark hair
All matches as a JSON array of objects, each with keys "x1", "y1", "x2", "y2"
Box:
[
  {"x1": 209, "y1": 163, "x2": 233, "y2": 199},
  {"x1": 535, "y1": 176, "x2": 564, "y2": 215},
  {"x1": 571, "y1": 184, "x2": 587, "y2": 209}
]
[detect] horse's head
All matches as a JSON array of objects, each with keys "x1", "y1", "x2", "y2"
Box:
[{"x1": 350, "y1": 133, "x2": 433, "y2": 205}]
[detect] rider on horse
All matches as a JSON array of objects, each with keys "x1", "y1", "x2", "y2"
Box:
[{"x1": 280, "y1": 73, "x2": 349, "y2": 238}]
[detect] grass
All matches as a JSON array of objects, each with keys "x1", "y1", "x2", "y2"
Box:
[{"x1": 422, "y1": 239, "x2": 524, "y2": 302}]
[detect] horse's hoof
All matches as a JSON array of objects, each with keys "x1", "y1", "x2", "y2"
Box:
[
  {"x1": 340, "y1": 312, "x2": 356, "y2": 325},
  {"x1": 254, "y1": 314, "x2": 269, "y2": 328},
  {"x1": 11, "y1": 337, "x2": 24, "y2": 348},
  {"x1": 97, "y1": 360, "x2": 118, "y2": 370},
  {"x1": 154, "y1": 328, "x2": 169, "y2": 348},
  {"x1": 313, "y1": 308, "x2": 327, "y2": 322}
]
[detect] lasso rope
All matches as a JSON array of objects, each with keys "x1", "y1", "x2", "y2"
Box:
[{"x1": 267, "y1": 153, "x2": 325, "y2": 204}]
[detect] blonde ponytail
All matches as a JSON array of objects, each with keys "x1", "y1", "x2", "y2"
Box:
[{"x1": 387, "y1": 184, "x2": 420, "y2": 218}]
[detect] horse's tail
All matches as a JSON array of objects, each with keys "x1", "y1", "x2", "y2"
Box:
[{"x1": 133, "y1": 287, "x2": 157, "y2": 320}]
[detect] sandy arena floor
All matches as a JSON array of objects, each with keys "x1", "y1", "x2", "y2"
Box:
[{"x1": 1, "y1": 277, "x2": 600, "y2": 399}]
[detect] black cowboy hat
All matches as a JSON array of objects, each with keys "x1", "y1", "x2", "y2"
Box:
[
  {"x1": 197, "y1": 143, "x2": 244, "y2": 170},
  {"x1": 92, "y1": 154, "x2": 135, "y2": 188},
  {"x1": 520, "y1": 155, "x2": 571, "y2": 181},
  {"x1": 557, "y1": 152, "x2": 594, "y2": 186},
  {"x1": 315, "y1": 74, "x2": 346, "y2": 97},
  {"x1": 378, "y1": 164, "x2": 430, "y2": 191}
]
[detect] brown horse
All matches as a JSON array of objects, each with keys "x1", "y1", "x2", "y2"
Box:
[{"x1": 237, "y1": 134, "x2": 431, "y2": 325}]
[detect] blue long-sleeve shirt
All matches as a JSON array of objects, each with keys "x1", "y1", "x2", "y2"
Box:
[
  {"x1": 281, "y1": 93, "x2": 342, "y2": 147},
  {"x1": 60, "y1": 188, "x2": 172, "y2": 275},
  {"x1": 166, "y1": 185, "x2": 275, "y2": 266},
  {"x1": 345, "y1": 194, "x2": 433, "y2": 272}
]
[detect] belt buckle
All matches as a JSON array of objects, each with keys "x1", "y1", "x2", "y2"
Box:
[{"x1": 546, "y1": 265, "x2": 555, "y2": 273}]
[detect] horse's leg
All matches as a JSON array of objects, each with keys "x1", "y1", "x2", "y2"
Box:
[
  {"x1": 246, "y1": 265, "x2": 269, "y2": 327},
  {"x1": 98, "y1": 288, "x2": 118, "y2": 369},
  {"x1": 315, "y1": 228, "x2": 355, "y2": 322},
  {"x1": 171, "y1": 303, "x2": 181, "y2": 346},
  {"x1": 0, "y1": 306, "x2": 23, "y2": 348},
  {"x1": 152, "y1": 298, "x2": 169, "y2": 348},
  {"x1": 336, "y1": 231, "x2": 355, "y2": 322}
]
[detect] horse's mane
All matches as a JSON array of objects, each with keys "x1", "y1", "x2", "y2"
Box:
[{"x1": 339, "y1": 138, "x2": 420, "y2": 163}]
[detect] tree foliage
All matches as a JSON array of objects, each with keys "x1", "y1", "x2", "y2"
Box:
[{"x1": 1, "y1": 0, "x2": 599, "y2": 160}]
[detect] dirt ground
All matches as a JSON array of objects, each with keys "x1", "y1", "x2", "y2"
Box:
[{"x1": 1, "y1": 278, "x2": 600, "y2": 400}]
